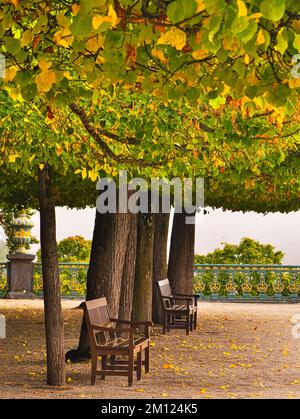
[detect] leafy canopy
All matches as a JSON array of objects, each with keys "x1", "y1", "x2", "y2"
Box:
[
  {"x1": 195, "y1": 237, "x2": 284, "y2": 264},
  {"x1": 0, "y1": 0, "x2": 299, "y2": 110},
  {"x1": 37, "y1": 236, "x2": 92, "y2": 262}
]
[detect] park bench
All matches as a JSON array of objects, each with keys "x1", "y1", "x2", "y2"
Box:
[
  {"x1": 83, "y1": 297, "x2": 152, "y2": 386},
  {"x1": 158, "y1": 279, "x2": 198, "y2": 335}
]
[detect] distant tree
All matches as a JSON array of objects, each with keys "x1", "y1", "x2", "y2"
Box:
[
  {"x1": 37, "y1": 236, "x2": 91, "y2": 263},
  {"x1": 195, "y1": 238, "x2": 284, "y2": 265}
]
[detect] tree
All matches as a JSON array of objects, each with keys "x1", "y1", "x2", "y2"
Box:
[
  {"x1": 37, "y1": 236, "x2": 92, "y2": 262},
  {"x1": 194, "y1": 237, "x2": 284, "y2": 264}
]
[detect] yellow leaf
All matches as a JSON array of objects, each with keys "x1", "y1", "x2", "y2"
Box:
[
  {"x1": 38, "y1": 58, "x2": 52, "y2": 71},
  {"x1": 244, "y1": 53, "x2": 250, "y2": 65},
  {"x1": 81, "y1": 168, "x2": 87, "y2": 180},
  {"x1": 86, "y1": 35, "x2": 104, "y2": 53},
  {"x1": 283, "y1": 348, "x2": 289, "y2": 356},
  {"x1": 192, "y1": 49, "x2": 209, "y2": 60},
  {"x1": 39, "y1": 163, "x2": 45, "y2": 170},
  {"x1": 67, "y1": 377, "x2": 73, "y2": 383},
  {"x1": 8, "y1": 154, "x2": 19, "y2": 163},
  {"x1": 35, "y1": 69, "x2": 56, "y2": 93},
  {"x1": 72, "y1": 4, "x2": 81, "y2": 16},
  {"x1": 56, "y1": 145, "x2": 63, "y2": 156},
  {"x1": 249, "y1": 12, "x2": 262, "y2": 21},
  {"x1": 289, "y1": 77, "x2": 300, "y2": 89},
  {"x1": 163, "y1": 363, "x2": 174, "y2": 369},
  {"x1": 256, "y1": 29, "x2": 266, "y2": 45},
  {"x1": 108, "y1": 5, "x2": 118, "y2": 26},
  {"x1": 89, "y1": 170, "x2": 98, "y2": 182},
  {"x1": 150, "y1": 342, "x2": 156, "y2": 347},
  {"x1": 157, "y1": 28, "x2": 187, "y2": 51},
  {"x1": 21, "y1": 30, "x2": 34, "y2": 47},
  {"x1": 290, "y1": 380, "x2": 299, "y2": 385},
  {"x1": 237, "y1": 0, "x2": 247, "y2": 17},
  {"x1": 54, "y1": 28, "x2": 74, "y2": 48},
  {"x1": 4, "y1": 66, "x2": 18, "y2": 82},
  {"x1": 198, "y1": 388, "x2": 207, "y2": 394},
  {"x1": 135, "y1": 388, "x2": 145, "y2": 392},
  {"x1": 196, "y1": 0, "x2": 205, "y2": 12},
  {"x1": 92, "y1": 5, "x2": 118, "y2": 30}
]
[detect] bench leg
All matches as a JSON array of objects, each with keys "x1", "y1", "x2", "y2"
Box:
[
  {"x1": 194, "y1": 310, "x2": 197, "y2": 330},
  {"x1": 145, "y1": 345, "x2": 150, "y2": 373},
  {"x1": 190, "y1": 313, "x2": 193, "y2": 332},
  {"x1": 163, "y1": 314, "x2": 167, "y2": 334},
  {"x1": 101, "y1": 356, "x2": 107, "y2": 380},
  {"x1": 128, "y1": 352, "x2": 134, "y2": 386},
  {"x1": 91, "y1": 355, "x2": 97, "y2": 386},
  {"x1": 137, "y1": 352, "x2": 142, "y2": 381}
]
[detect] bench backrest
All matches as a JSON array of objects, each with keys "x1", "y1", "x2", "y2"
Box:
[
  {"x1": 83, "y1": 297, "x2": 116, "y2": 347},
  {"x1": 158, "y1": 279, "x2": 174, "y2": 309}
]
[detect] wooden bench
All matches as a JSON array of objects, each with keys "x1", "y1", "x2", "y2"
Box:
[
  {"x1": 83, "y1": 297, "x2": 152, "y2": 386},
  {"x1": 158, "y1": 279, "x2": 198, "y2": 335}
]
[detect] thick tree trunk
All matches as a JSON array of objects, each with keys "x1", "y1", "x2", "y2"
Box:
[
  {"x1": 38, "y1": 166, "x2": 65, "y2": 386},
  {"x1": 133, "y1": 213, "x2": 155, "y2": 322},
  {"x1": 152, "y1": 212, "x2": 170, "y2": 324},
  {"x1": 168, "y1": 212, "x2": 195, "y2": 294},
  {"x1": 118, "y1": 213, "x2": 138, "y2": 321},
  {"x1": 66, "y1": 209, "x2": 131, "y2": 362}
]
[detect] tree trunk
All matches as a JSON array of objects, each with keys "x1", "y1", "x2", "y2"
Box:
[
  {"x1": 118, "y1": 213, "x2": 138, "y2": 321},
  {"x1": 38, "y1": 166, "x2": 65, "y2": 386},
  {"x1": 168, "y1": 212, "x2": 195, "y2": 295},
  {"x1": 66, "y1": 210, "x2": 131, "y2": 362},
  {"x1": 133, "y1": 213, "x2": 155, "y2": 322},
  {"x1": 152, "y1": 212, "x2": 170, "y2": 324}
]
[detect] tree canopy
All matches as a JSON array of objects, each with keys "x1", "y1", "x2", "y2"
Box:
[
  {"x1": 0, "y1": 0, "x2": 299, "y2": 215},
  {"x1": 0, "y1": 0, "x2": 299, "y2": 109},
  {"x1": 194, "y1": 237, "x2": 284, "y2": 264}
]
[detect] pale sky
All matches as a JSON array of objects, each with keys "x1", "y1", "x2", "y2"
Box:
[{"x1": 23, "y1": 207, "x2": 300, "y2": 265}]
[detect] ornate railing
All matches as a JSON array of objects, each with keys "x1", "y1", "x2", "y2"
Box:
[
  {"x1": 34, "y1": 262, "x2": 89, "y2": 298},
  {"x1": 194, "y1": 264, "x2": 300, "y2": 302},
  {"x1": 1, "y1": 262, "x2": 300, "y2": 301},
  {"x1": 0, "y1": 263, "x2": 7, "y2": 297}
]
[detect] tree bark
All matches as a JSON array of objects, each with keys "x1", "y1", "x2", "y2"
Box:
[
  {"x1": 168, "y1": 212, "x2": 195, "y2": 295},
  {"x1": 38, "y1": 166, "x2": 65, "y2": 386},
  {"x1": 118, "y1": 213, "x2": 138, "y2": 321},
  {"x1": 66, "y1": 209, "x2": 131, "y2": 362},
  {"x1": 152, "y1": 212, "x2": 170, "y2": 324},
  {"x1": 133, "y1": 213, "x2": 155, "y2": 322}
]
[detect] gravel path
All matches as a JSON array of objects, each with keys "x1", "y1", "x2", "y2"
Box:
[{"x1": 0, "y1": 300, "x2": 300, "y2": 399}]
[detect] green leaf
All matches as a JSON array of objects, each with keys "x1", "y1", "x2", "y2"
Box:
[
  {"x1": 274, "y1": 28, "x2": 288, "y2": 55},
  {"x1": 167, "y1": 0, "x2": 198, "y2": 24},
  {"x1": 260, "y1": 0, "x2": 286, "y2": 21}
]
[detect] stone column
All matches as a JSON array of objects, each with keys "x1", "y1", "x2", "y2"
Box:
[{"x1": 7, "y1": 253, "x2": 35, "y2": 299}]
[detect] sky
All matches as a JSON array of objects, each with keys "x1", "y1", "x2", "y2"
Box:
[{"x1": 17, "y1": 207, "x2": 300, "y2": 265}]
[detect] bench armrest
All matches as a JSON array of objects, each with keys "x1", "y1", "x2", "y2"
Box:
[
  {"x1": 174, "y1": 293, "x2": 199, "y2": 304},
  {"x1": 110, "y1": 319, "x2": 152, "y2": 339},
  {"x1": 162, "y1": 296, "x2": 191, "y2": 308},
  {"x1": 110, "y1": 319, "x2": 153, "y2": 327},
  {"x1": 91, "y1": 325, "x2": 133, "y2": 334}
]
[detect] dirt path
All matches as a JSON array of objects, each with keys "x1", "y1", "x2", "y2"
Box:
[{"x1": 0, "y1": 300, "x2": 300, "y2": 399}]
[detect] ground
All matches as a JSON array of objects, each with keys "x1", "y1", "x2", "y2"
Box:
[{"x1": 0, "y1": 300, "x2": 300, "y2": 399}]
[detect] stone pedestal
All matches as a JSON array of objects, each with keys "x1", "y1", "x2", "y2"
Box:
[{"x1": 6, "y1": 253, "x2": 35, "y2": 299}]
